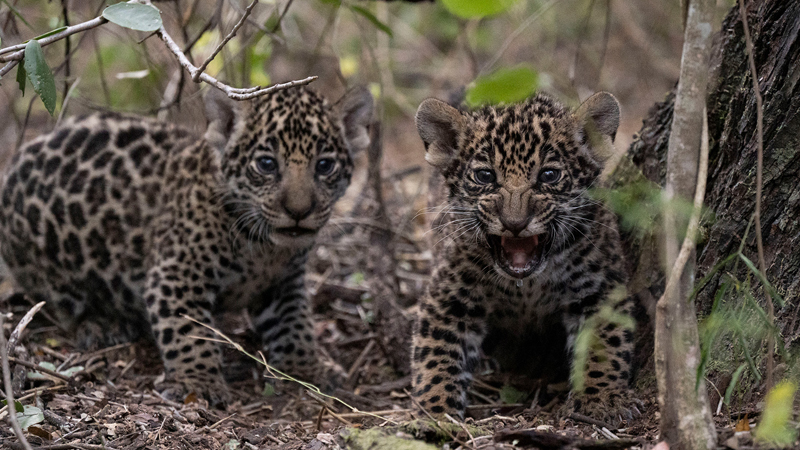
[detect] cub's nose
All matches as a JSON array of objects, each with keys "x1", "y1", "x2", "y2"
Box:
[
  {"x1": 500, "y1": 216, "x2": 530, "y2": 236},
  {"x1": 282, "y1": 196, "x2": 316, "y2": 221}
]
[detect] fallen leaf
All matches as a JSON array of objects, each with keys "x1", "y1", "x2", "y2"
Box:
[{"x1": 735, "y1": 416, "x2": 750, "y2": 432}]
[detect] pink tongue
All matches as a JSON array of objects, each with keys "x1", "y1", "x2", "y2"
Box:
[{"x1": 501, "y1": 235, "x2": 540, "y2": 269}]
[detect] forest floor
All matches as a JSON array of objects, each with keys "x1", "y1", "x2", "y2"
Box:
[{"x1": 0, "y1": 170, "x2": 752, "y2": 450}]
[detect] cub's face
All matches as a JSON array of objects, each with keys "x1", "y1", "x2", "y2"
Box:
[
  {"x1": 417, "y1": 93, "x2": 619, "y2": 279},
  {"x1": 207, "y1": 86, "x2": 373, "y2": 248}
]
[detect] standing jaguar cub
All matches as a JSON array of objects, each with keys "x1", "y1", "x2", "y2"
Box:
[
  {"x1": 0, "y1": 85, "x2": 373, "y2": 403},
  {"x1": 412, "y1": 92, "x2": 637, "y2": 423}
]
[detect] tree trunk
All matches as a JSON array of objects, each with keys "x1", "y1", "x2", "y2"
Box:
[
  {"x1": 653, "y1": 0, "x2": 717, "y2": 447},
  {"x1": 621, "y1": 0, "x2": 800, "y2": 399}
]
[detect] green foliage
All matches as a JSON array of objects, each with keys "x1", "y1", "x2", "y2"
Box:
[
  {"x1": 23, "y1": 40, "x2": 56, "y2": 115},
  {"x1": 350, "y1": 6, "x2": 393, "y2": 37},
  {"x1": 1, "y1": 399, "x2": 25, "y2": 413},
  {"x1": 440, "y1": 0, "x2": 518, "y2": 19},
  {"x1": 15, "y1": 60, "x2": 26, "y2": 95},
  {"x1": 465, "y1": 65, "x2": 538, "y2": 107},
  {"x1": 16, "y1": 404, "x2": 45, "y2": 430},
  {"x1": 32, "y1": 26, "x2": 67, "y2": 41},
  {"x1": 102, "y1": 3, "x2": 162, "y2": 32},
  {"x1": 499, "y1": 385, "x2": 527, "y2": 404},
  {"x1": 27, "y1": 362, "x2": 84, "y2": 380},
  {"x1": 592, "y1": 181, "x2": 699, "y2": 239},
  {"x1": 756, "y1": 381, "x2": 798, "y2": 447}
]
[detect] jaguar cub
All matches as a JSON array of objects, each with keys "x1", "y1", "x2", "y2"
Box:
[
  {"x1": 0, "y1": 86, "x2": 373, "y2": 403},
  {"x1": 412, "y1": 92, "x2": 637, "y2": 423}
]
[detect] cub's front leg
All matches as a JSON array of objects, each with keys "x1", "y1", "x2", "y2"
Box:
[
  {"x1": 144, "y1": 255, "x2": 230, "y2": 405},
  {"x1": 249, "y1": 262, "x2": 322, "y2": 381},
  {"x1": 565, "y1": 292, "x2": 639, "y2": 424},
  {"x1": 411, "y1": 267, "x2": 486, "y2": 417}
]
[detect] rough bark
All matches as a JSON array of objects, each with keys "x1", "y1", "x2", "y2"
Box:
[{"x1": 621, "y1": 0, "x2": 800, "y2": 404}]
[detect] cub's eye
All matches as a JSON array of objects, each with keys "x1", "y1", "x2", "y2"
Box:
[
  {"x1": 538, "y1": 169, "x2": 561, "y2": 184},
  {"x1": 316, "y1": 158, "x2": 336, "y2": 176},
  {"x1": 255, "y1": 156, "x2": 277, "y2": 174},
  {"x1": 474, "y1": 169, "x2": 496, "y2": 184}
]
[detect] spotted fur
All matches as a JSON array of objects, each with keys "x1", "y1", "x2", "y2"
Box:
[
  {"x1": 411, "y1": 92, "x2": 638, "y2": 423},
  {"x1": 0, "y1": 85, "x2": 373, "y2": 403}
]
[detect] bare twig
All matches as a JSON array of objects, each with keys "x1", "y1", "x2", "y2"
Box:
[
  {"x1": 271, "y1": 0, "x2": 296, "y2": 33},
  {"x1": 1, "y1": 314, "x2": 34, "y2": 450},
  {"x1": 569, "y1": 412, "x2": 617, "y2": 431},
  {"x1": 7, "y1": 357, "x2": 73, "y2": 383},
  {"x1": 6, "y1": 301, "x2": 45, "y2": 353},
  {"x1": 154, "y1": 24, "x2": 316, "y2": 100},
  {"x1": 658, "y1": 108, "x2": 710, "y2": 313},
  {"x1": 0, "y1": 2, "x2": 316, "y2": 102},
  {"x1": 193, "y1": 0, "x2": 257, "y2": 82},
  {"x1": 345, "y1": 339, "x2": 375, "y2": 382},
  {"x1": 0, "y1": 16, "x2": 107, "y2": 61},
  {"x1": 738, "y1": 0, "x2": 772, "y2": 391}
]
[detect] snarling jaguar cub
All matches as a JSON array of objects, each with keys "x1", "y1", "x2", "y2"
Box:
[
  {"x1": 412, "y1": 92, "x2": 638, "y2": 423},
  {"x1": 0, "y1": 85, "x2": 373, "y2": 403}
]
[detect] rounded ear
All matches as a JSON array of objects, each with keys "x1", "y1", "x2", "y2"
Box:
[
  {"x1": 337, "y1": 87, "x2": 374, "y2": 155},
  {"x1": 575, "y1": 91, "x2": 620, "y2": 143},
  {"x1": 415, "y1": 98, "x2": 466, "y2": 170},
  {"x1": 203, "y1": 88, "x2": 239, "y2": 153}
]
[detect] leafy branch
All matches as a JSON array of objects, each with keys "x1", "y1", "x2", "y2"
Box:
[{"x1": 0, "y1": 1, "x2": 317, "y2": 115}]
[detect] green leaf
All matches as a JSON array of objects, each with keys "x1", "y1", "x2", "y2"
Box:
[
  {"x1": 23, "y1": 40, "x2": 56, "y2": 115},
  {"x1": 440, "y1": 0, "x2": 518, "y2": 19},
  {"x1": 499, "y1": 385, "x2": 527, "y2": 404},
  {"x1": 756, "y1": 381, "x2": 798, "y2": 447},
  {"x1": 465, "y1": 65, "x2": 538, "y2": 107},
  {"x1": 262, "y1": 383, "x2": 275, "y2": 397},
  {"x1": 738, "y1": 253, "x2": 785, "y2": 307},
  {"x1": 723, "y1": 363, "x2": 746, "y2": 405},
  {"x1": 349, "y1": 6, "x2": 393, "y2": 37},
  {"x1": 17, "y1": 405, "x2": 44, "y2": 430},
  {"x1": 16, "y1": 58, "x2": 26, "y2": 95},
  {"x1": 102, "y1": 3, "x2": 162, "y2": 32},
  {"x1": 33, "y1": 26, "x2": 68, "y2": 41}
]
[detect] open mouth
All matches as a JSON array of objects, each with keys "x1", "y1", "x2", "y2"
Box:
[
  {"x1": 487, "y1": 234, "x2": 546, "y2": 279},
  {"x1": 274, "y1": 226, "x2": 317, "y2": 238}
]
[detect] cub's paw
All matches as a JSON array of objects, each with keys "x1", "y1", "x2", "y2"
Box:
[
  {"x1": 156, "y1": 374, "x2": 231, "y2": 407},
  {"x1": 563, "y1": 389, "x2": 643, "y2": 427}
]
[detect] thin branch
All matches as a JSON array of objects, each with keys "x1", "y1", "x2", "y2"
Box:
[
  {"x1": 6, "y1": 301, "x2": 45, "y2": 353},
  {"x1": 738, "y1": 0, "x2": 772, "y2": 392},
  {"x1": 0, "y1": 16, "x2": 107, "y2": 61},
  {"x1": 658, "y1": 108, "x2": 710, "y2": 311},
  {"x1": 193, "y1": 0, "x2": 257, "y2": 82},
  {"x1": 154, "y1": 24, "x2": 317, "y2": 100},
  {"x1": 271, "y1": 0, "x2": 296, "y2": 33},
  {"x1": 1, "y1": 314, "x2": 34, "y2": 450},
  {"x1": 0, "y1": 60, "x2": 18, "y2": 79}
]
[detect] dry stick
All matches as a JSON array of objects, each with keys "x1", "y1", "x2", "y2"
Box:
[
  {"x1": 738, "y1": 0, "x2": 773, "y2": 391},
  {"x1": 7, "y1": 357, "x2": 72, "y2": 383},
  {"x1": 192, "y1": 0, "x2": 257, "y2": 82},
  {"x1": 0, "y1": 16, "x2": 107, "y2": 60},
  {"x1": 154, "y1": 23, "x2": 316, "y2": 100},
  {"x1": 0, "y1": 315, "x2": 34, "y2": 450},
  {"x1": 346, "y1": 339, "x2": 375, "y2": 382},
  {"x1": 270, "y1": 0, "x2": 295, "y2": 33},
  {"x1": 6, "y1": 301, "x2": 45, "y2": 353},
  {"x1": 657, "y1": 108, "x2": 710, "y2": 314}
]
